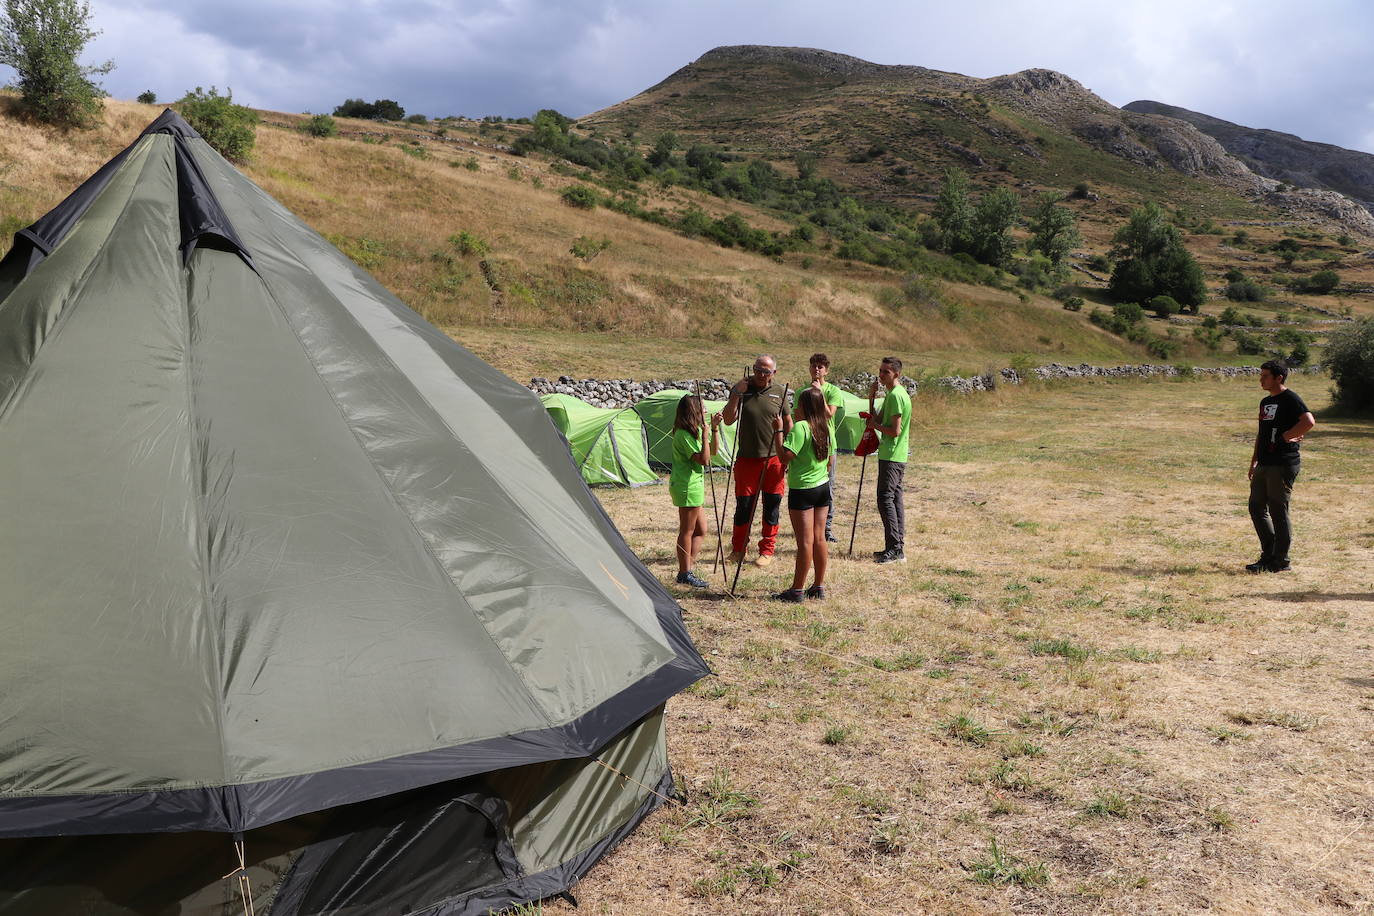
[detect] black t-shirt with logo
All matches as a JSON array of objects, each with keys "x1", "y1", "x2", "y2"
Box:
[{"x1": 1256, "y1": 388, "x2": 1308, "y2": 466}]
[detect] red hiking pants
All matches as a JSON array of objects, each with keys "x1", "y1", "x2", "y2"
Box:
[{"x1": 731, "y1": 456, "x2": 785, "y2": 555}]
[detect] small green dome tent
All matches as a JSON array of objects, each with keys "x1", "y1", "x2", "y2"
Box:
[
  {"x1": 631, "y1": 388, "x2": 738, "y2": 470},
  {"x1": 540, "y1": 393, "x2": 658, "y2": 487}
]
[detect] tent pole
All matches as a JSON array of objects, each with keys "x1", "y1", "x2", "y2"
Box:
[
  {"x1": 714, "y1": 370, "x2": 746, "y2": 576},
  {"x1": 847, "y1": 452, "x2": 867, "y2": 557}
]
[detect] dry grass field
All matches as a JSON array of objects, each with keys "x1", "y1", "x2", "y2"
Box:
[{"x1": 554, "y1": 375, "x2": 1372, "y2": 915}]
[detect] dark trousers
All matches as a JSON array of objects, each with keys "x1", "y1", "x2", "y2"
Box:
[
  {"x1": 1249, "y1": 463, "x2": 1299, "y2": 562},
  {"x1": 876, "y1": 459, "x2": 906, "y2": 552}
]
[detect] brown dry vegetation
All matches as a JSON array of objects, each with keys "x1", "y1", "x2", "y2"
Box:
[{"x1": 565, "y1": 376, "x2": 1373, "y2": 915}]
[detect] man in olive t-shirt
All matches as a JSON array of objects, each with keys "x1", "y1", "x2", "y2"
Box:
[
  {"x1": 723, "y1": 355, "x2": 788, "y2": 565},
  {"x1": 867, "y1": 356, "x2": 911, "y2": 564},
  {"x1": 1246, "y1": 359, "x2": 1315, "y2": 573}
]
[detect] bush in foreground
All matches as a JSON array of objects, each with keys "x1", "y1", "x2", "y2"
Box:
[{"x1": 1325, "y1": 316, "x2": 1374, "y2": 411}]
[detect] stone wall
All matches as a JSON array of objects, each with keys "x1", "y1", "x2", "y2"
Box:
[{"x1": 526, "y1": 363, "x2": 1295, "y2": 408}]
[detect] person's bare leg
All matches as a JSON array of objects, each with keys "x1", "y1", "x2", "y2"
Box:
[
  {"x1": 811, "y1": 506, "x2": 828, "y2": 587},
  {"x1": 688, "y1": 507, "x2": 706, "y2": 569},
  {"x1": 676, "y1": 507, "x2": 694, "y2": 575},
  {"x1": 790, "y1": 508, "x2": 812, "y2": 591}
]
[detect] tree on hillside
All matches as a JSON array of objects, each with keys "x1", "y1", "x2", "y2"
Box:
[
  {"x1": 932, "y1": 168, "x2": 974, "y2": 255},
  {"x1": 1107, "y1": 202, "x2": 1206, "y2": 311},
  {"x1": 647, "y1": 131, "x2": 677, "y2": 167},
  {"x1": 1026, "y1": 192, "x2": 1082, "y2": 271},
  {"x1": 0, "y1": 0, "x2": 113, "y2": 128},
  {"x1": 969, "y1": 186, "x2": 1020, "y2": 268},
  {"x1": 333, "y1": 98, "x2": 405, "y2": 121}
]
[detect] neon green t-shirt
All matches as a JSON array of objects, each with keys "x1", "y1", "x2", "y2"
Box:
[
  {"x1": 876, "y1": 384, "x2": 912, "y2": 462},
  {"x1": 782, "y1": 420, "x2": 831, "y2": 489},
  {"x1": 669, "y1": 428, "x2": 705, "y2": 507},
  {"x1": 821, "y1": 381, "x2": 843, "y2": 449}
]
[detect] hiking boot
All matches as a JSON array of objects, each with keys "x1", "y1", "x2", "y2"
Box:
[
  {"x1": 754, "y1": 553, "x2": 775, "y2": 568},
  {"x1": 1245, "y1": 556, "x2": 1272, "y2": 574},
  {"x1": 871, "y1": 549, "x2": 888, "y2": 560},
  {"x1": 875, "y1": 549, "x2": 906, "y2": 565},
  {"x1": 727, "y1": 550, "x2": 746, "y2": 565},
  {"x1": 804, "y1": 584, "x2": 827, "y2": 600},
  {"x1": 1267, "y1": 558, "x2": 1291, "y2": 573},
  {"x1": 675, "y1": 570, "x2": 709, "y2": 589},
  {"x1": 771, "y1": 588, "x2": 805, "y2": 603}
]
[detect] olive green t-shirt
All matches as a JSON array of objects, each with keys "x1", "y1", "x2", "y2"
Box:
[
  {"x1": 876, "y1": 384, "x2": 912, "y2": 463},
  {"x1": 669, "y1": 428, "x2": 705, "y2": 507},
  {"x1": 735, "y1": 383, "x2": 786, "y2": 458},
  {"x1": 782, "y1": 420, "x2": 831, "y2": 489}
]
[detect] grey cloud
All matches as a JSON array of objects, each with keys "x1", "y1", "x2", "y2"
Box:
[{"x1": 71, "y1": 0, "x2": 1374, "y2": 151}]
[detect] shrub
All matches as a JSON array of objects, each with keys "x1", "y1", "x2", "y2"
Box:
[
  {"x1": 1071, "y1": 182, "x2": 1091, "y2": 199},
  {"x1": 1276, "y1": 328, "x2": 1310, "y2": 366},
  {"x1": 404, "y1": 113, "x2": 427, "y2": 124},
  {"x1": 463, "y1": 156, "x2": 479, "y2": 171},
  {"x1": 1232, "y1": 330, "x2": 1265, "y2": 355},
  {"x1": 1325, "y1": 317, "x2": 1374, "y2": 410},
  {"x1": 175, "y1": 86, "x2": 257, "y2": 162},
  {"x1": 448, "y1": 231, "x2": 490, "y2": 257},
  {"x1": 1225, "y1": 278, "x2": 1268, "y2": 302},
  {"x1": 302, "y1": 114, "x2": 337, "y2": 138},
  {"x1": 560, "y1": 185, "x2": 599, "y2": 209},
  {"x1": 1149, "y1": 295, "x2": 1180, "y2": 318},
  {"x1": 1062, "y1": 296, "x2": 1084, "y2": 312},
  {"x1": 1112, "y1": 302, "x2": 1144, "y2": 324},
  {"x1": 1295, "y1": 269, "x2": 1339, "y2": 294},
  {"x1": 136, "y1": 89, "x2": 156, "y2": 104},
  {"x1": 570, "y1": 236, "x2": 611, "y2": 261}
]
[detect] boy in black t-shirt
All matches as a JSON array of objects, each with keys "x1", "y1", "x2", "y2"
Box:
[{"x1": 1246, "y1": 360, "x2": 1316, "y2": 573}]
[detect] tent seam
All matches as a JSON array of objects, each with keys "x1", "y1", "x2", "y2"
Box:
[
  {"x1": 186, "y1": 153, "x2": 571, "y2": 742},
  {"x1": 0, "y1": 136, "x2": 160, "y2": 428}
]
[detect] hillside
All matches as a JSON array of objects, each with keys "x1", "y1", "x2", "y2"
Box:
[
  {"x1": 1, "y1": 69, "x2": 1371, "y2": 382},
  {"x1": 1124, "y1": 99, "x2": 1374, "y2": 214},
  {"x1": 583, "y1": 46, "x2": 1374, "y2": 239}
]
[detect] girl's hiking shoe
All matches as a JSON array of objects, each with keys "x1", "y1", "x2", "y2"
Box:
[
  {"x1": 675, "y1": 571, "x2": 709, "y2": 589},
  {"x1": 804, "y1": 584, "x2": 826, "y2": 600},
  {"x1": 771, "y1": 588, "x2": 805, "y2": 603}
]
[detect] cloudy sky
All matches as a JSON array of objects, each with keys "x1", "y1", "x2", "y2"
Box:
[{"x1": 64, "y1": 0, "x2": 1374, "y2": 153}]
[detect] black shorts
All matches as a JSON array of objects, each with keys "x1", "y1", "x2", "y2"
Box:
[{"x1": 788, "y1": 482, "x2": 832, "y2": 511}]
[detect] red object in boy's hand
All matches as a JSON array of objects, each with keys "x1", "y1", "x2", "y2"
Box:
[{"x1": 855, "y1": 427, "x2": 880, "y2": 457}]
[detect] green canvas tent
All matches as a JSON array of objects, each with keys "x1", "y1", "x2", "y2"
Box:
[
  {"x1": 540, "y1": 393, "x2": 658, "y2": 487},
  {"x1": 835, "y1": 389, "x2": 885, "y2": 452},
  {"x1": 0, "y1": 111, "x2": 708, "y2": 915},
  {"x1": 632, "y1": 388, "x2": 738, "y2": 470}
]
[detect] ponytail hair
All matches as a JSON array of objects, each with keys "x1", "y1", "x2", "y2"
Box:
[
  {"x1": 672, "y1": 394, "x2": 705, "y2": 438},
  {"x1": 796, "y1": 387, "x2": 830, "y2": 462}
]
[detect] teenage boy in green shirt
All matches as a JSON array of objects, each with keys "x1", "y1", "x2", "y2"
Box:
[
  {"x1": 866, "y1": 356, "x2": 910, "y2": 563},
  {"x1": 806, "y1": 353, "x2": 844, "y2": 542}
]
